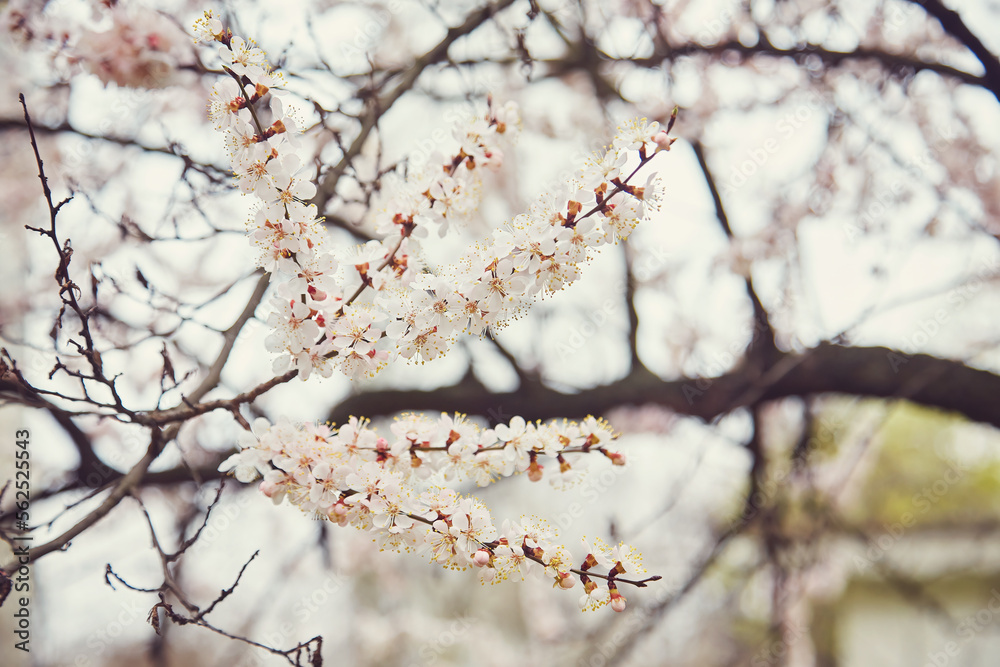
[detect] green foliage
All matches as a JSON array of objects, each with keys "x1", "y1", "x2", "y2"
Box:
[{"x1": 848, "y1": 402, "x2": 1000, "y2": 526}]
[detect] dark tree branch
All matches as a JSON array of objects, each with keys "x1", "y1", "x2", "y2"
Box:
[
  {"x1": 140, "y1": 370, "x2": 298, "y2": 426},
  {"x1": 623, "y1": 244, "x2": 643, "y2": 372},
  {"x1": 311, "y1": 0, "x2": 518, "y2": 213},
  {"x1": 183, "y1": 270, "x2": 271, "y2": 406},
  {"x1": 0, "y1": 117, "x2": 230, "y2": 178},
  {"x1": 328, "y1": 344, "x2": 1000, "y2": 430},
  {"x1": 691, "y1": 141, "x2": 779, "y2": 366},
  {"x1": 1, "y1": 429, "x2": 166, "y2": 571},
  {"x1": 912, "y1": 0, "x2": 1000, "y2": 101},
  {"x1": 618, "y1": 41, "x2": 991, "y2": 92}
]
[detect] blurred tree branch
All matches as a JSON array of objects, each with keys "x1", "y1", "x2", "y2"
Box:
[{"x1": 329, "y1": 344, "x2": 1000, "y2": 429}]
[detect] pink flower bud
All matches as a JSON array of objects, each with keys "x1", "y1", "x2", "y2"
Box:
[
  {"x1": 483, "y1": 147, "x2": 504, "y2": 170},
  {"x1": 473, "y1": 549, "x2": 491, "y2": 567},
  {"x1": 609, "y1": 588, "x2": 627, "y2": 612},
  {"x1": 557, "y1": 572, "x2": 576, "y2": 589},
  {"x1": 652, "y1": 131, "x2": 676, "y2": 152},
  {"x1": 307, "y1": 285, "x2": 327, "y2": 301}
]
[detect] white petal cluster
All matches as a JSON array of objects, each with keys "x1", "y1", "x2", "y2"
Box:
[
  {"x1": 71, "y1": 3, "x2": 189, "y2": 88},
  {"x1": 219, "y1": 413, "x2": 645, "y2": 609},
  {"x1": 202, "y1": 18, "x2": 664, "y2": 611},
  {"x1": 202, "y1": 23, "x2": 673, "y2": 382}
]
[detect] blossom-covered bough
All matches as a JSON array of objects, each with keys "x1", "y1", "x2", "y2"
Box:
[{"x1": 196, "y1": 11, "x2": 676, "y2": 612}]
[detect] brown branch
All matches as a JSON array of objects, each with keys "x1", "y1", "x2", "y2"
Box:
[
  {"x1": 185, "y1": 270, "x2": 272, "y2": 406},
  {"x1": 327, "y1": 344, "x2": 1000, "y2": 430},
  {"x1": 0, "y1": 117, "x2": 231, "y2": 178},
  {"x1": 623, "y1": 243, "x2": 643, "y2": 372},
  {"x1": 912, "y1": 0, "x2": 1000, "y2": 101},
  {"x1": 19, "y1": 94, "x2": 137, "y2": 418},
  {"x1": 692, "y1": 140, "x2": 778, "y2": 365},
  {"x1": 311, "y1": 0, "x2": 518, "y2": 213},
  {"x1": 602, "y1": 517, "x2": 748, "y2": 665},
  {"x1": 141, "y1": 370, "x2": 298, "y2": 426},
  {"x1": 1, "y1": 429, "x2": 166, "y2": 571},
  {"x1": 627, "y1": 40, "x2": 989, "y2": 91}
]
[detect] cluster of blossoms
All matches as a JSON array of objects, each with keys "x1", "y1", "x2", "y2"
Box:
[
  {"x1": 72, "y1": 3, "x2": 189, "y2": 88},
  {"x1": 4, "y1": 0, "x2": 189, "y2": 88},
  {"x1": 199, "y1": 13, "x2": 668, "y2": 610},
  {"x1": 194, "y1": 11, "x2": 676, "y2": 381},
  {"x1": 220, "y1": 413, "x2": 657, "y2": 611}
]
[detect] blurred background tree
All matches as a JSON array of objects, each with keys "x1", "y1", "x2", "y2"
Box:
[{"x1": 1, "y1": 0, "x2": 999, "y2": 665}]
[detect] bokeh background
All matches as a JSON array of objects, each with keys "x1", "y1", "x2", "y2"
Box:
[{"x1": 2, "y1": 0, "x2": 1000, "y2": 665}]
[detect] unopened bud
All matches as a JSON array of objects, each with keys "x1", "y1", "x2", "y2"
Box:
[
  {"x1": 605, "y1": 450, "x2": 626, "y2": 466},
  {"x1": 652, "y1": 131, "x2": 675, "y2": 152},
  {"x1": 473, "y1": 549, "x2": 491, "y2": 567},
  {"x1": 307, "y1": 284, "x2": 327, "y2": 301}
]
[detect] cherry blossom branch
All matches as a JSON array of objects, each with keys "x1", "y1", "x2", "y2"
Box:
[
  {"x1": 200, "y1": 14, "x2": 675, "y2": 380},
  {"x1": 311, "y1": 0, "x2": 520, "y2": 212},
  {"x1": 218, "y1": 412, "x2": 656, "y2": 610},
  {"x1": 140, "y1": 370, "x2": 298, "y2": 426}
]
